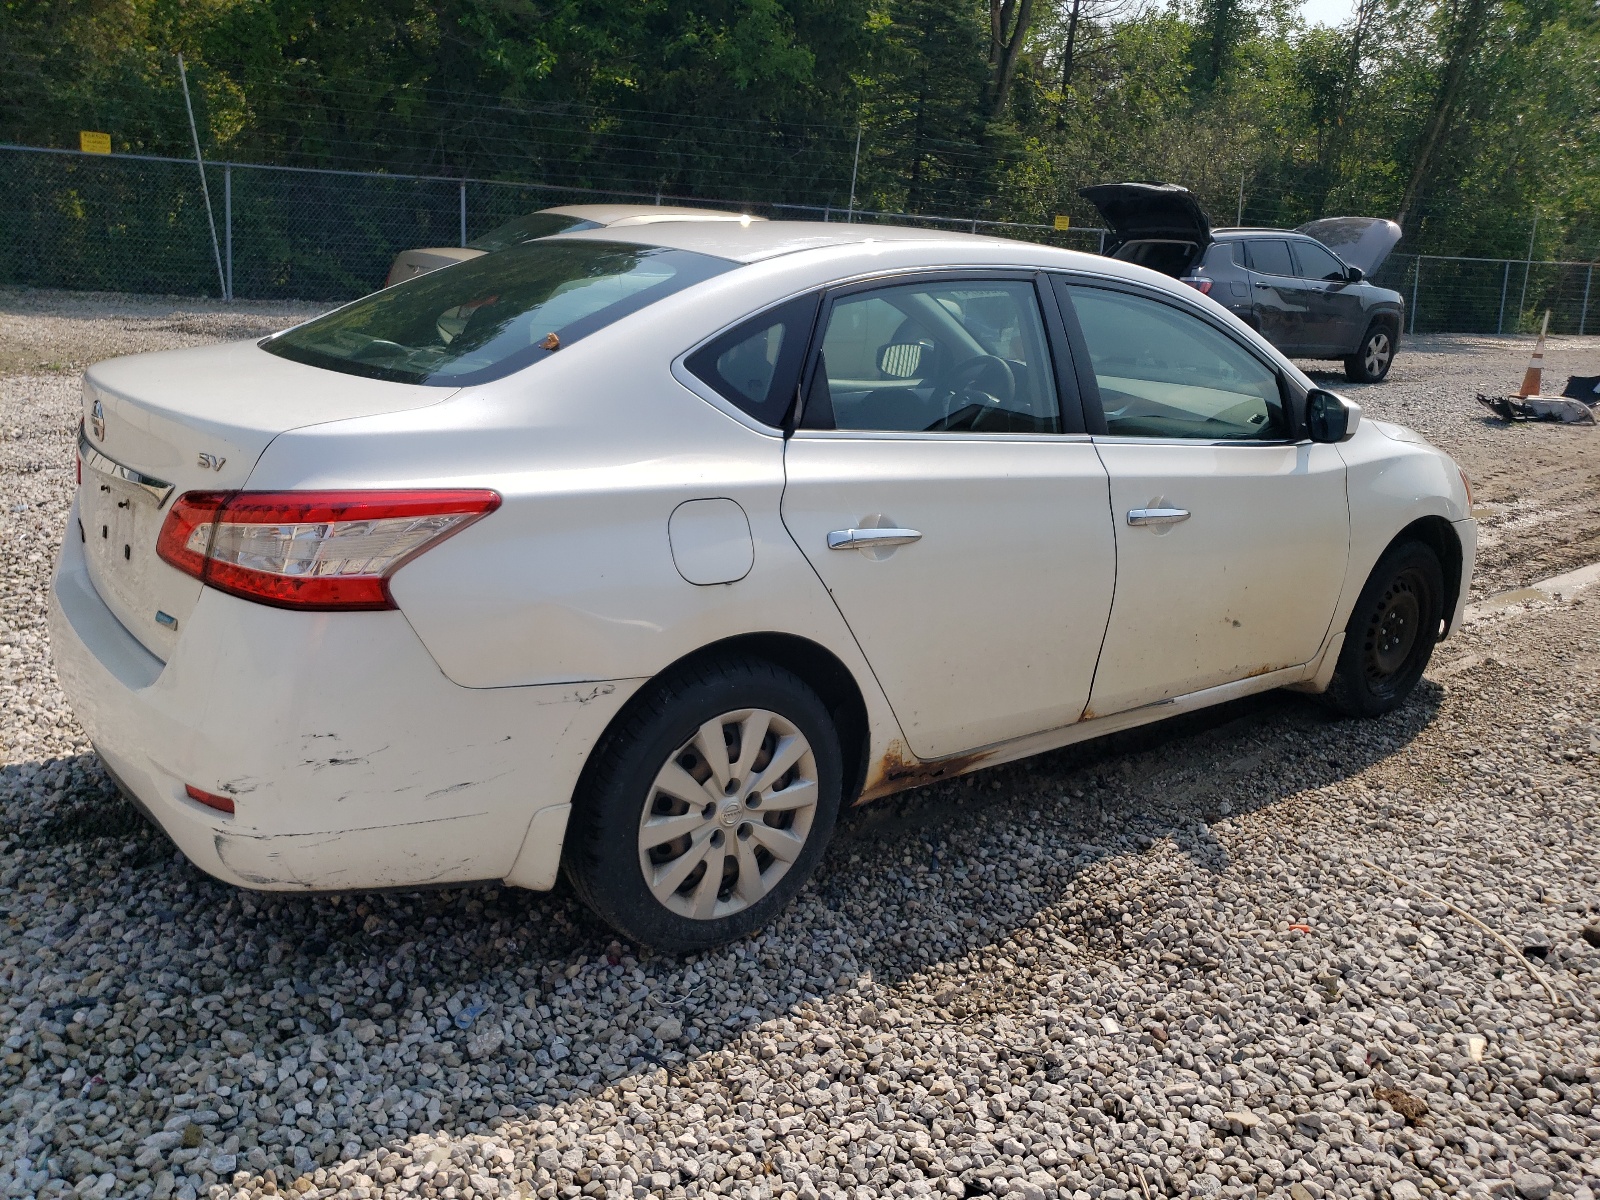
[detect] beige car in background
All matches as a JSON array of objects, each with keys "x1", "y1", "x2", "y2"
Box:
[{"x1": 383, "y1": 204, "x2": 763, "y2": 287}]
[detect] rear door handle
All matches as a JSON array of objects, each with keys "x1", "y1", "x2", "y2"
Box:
[
  {"x1": 828, "y1": 527, "x2": 923, "y2": 550},
  {"x1": 1127, "y1": 507, "x2": 1190, "y2": 527}
]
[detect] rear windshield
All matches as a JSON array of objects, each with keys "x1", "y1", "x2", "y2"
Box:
[
  {"x1": 263, "y1": 240, "x2": 733, "y2": 385},
  {"x1": 467, "y1": 212, "x2": 599, "y2": 252}
]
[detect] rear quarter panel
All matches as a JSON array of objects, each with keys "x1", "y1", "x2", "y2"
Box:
[{"x1": 241, "y1": 276, "x2": 905, "y2": 772}]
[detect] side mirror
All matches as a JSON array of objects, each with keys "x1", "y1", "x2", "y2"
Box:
[
  {"x1": 878, "y1": 342, "x2": 929, "y2": 379},
  {"x1": 1345, "y1": 265, "x2": 1364, "y2": 283},
  {"x1": 1307, "y1": 388, "x2": 1361, "y2": 443}
]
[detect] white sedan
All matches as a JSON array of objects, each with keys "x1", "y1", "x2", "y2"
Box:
[{"x1": 51, "y1": 222, "x2": 1475, "y2": 950}]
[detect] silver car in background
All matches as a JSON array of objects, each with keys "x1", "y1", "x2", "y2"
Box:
[{"x1": 383, "y1": 203, "x2": 763, "y2": 287}]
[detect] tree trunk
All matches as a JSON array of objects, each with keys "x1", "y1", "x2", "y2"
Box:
[
  {"x1": 989, "y1": 0, "x2": 1035, "y2": 117},
  {"x1": 1396, "y1": 0, "x2": 1493, "y2": 225},
  {"x1": 1061, "y1": 0, "x2": 1083, "y2": 91},
  {"x1": 1315, "y1": 0, "x2": 1374, "y2": 210}
]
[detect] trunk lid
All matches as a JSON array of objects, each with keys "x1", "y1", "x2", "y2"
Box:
[
  {"x1": 1079, "y1": 182, "x2": 1214, "y2": 262},
  {"x1": 1295, "y1": 217, "x2": 1403, "y2": 276},
  {"x1": 78, "y1": 339, "x2": 453, "y2": 660}
]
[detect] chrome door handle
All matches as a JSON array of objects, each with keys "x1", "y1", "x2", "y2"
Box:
[
  {"x1": 1127, "y1": 507, "x2": 1190, "y2": 527},
  {"x1": 827, "y1": 527, "x2": 923, "y2": 550}
]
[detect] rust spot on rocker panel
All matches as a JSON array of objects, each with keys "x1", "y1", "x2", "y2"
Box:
[{"x1": 856, "y1": 739, "x2": 995, "y2": 804}]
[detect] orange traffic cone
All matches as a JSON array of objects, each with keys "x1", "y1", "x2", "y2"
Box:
[{"x1": 1515, "y1": 310, "x2": 1551, "y2": 398}]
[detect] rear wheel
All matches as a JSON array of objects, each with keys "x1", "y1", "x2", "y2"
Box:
[
  {"x1": 1345, "y1": 322, "x2": 1396, "y2": 383},
  {"x1": 563, "y1": 658, "x2": 842, "y2": 951},
  {"x1": 1322, "y1": 541, "x2": 1444, "y2": 717}
]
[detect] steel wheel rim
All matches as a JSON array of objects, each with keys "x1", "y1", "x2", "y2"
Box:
[
  {"x1": 1363, "y1": 568, "x2": 1424, "y2": 687},
  {"x1": 1365, "y1": 332, "x2": 1391, "y2": 376},
  {"x1": 637, "y1": 708, "x2": 818, "y2": 921}
]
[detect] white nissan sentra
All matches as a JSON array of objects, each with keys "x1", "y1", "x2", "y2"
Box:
[{"x1": 51, "y1": 222, "x2": 1475, "y2": 950}]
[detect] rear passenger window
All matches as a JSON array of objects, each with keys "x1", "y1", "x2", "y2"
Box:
[
  {"x1": 805, "y1": 279, "x2": 1060, "y2": 434},
  {"x1": 1245, "y1": 240, "x2": 1294, "y2": 277},
  {"x1": 685, "y1": 295, "x2": 820, "y2": 427}
]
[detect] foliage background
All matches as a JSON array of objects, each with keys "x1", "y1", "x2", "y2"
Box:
[{"x1": 0, "y1": 0, "x2": 1595, "y2": 263}]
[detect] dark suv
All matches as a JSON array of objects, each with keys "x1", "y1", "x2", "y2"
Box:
[{"x1": 1081, "y1": 183, "x2": 1406, "y2": 383}]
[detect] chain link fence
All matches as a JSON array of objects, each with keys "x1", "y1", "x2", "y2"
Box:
[{"x1": 3, "y1": 142, "x2": 1594, "y2": 336}]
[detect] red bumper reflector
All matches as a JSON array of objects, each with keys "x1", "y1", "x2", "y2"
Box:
[{"x1": 185, "y1": 785, "x2": 235, "y2": 814}]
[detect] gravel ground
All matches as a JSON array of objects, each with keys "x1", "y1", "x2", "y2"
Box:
[{"x1": 1, "y1": 289, "x2": 1597, "y2": 1200}]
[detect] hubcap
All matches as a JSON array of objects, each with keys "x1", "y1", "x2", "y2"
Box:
[
  {"x1": 1364, "y1": 332, "x2": 1391, "y2": 376},
  {"x1": 1364, "y1": 569, "x2": 1424, "y2": 685},
  {"x1": 637, "y1": 708, "x2": 818, "y2": 921}
]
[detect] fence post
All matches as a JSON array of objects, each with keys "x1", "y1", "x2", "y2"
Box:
[
  {"x1": 223, "y1": 164, "x2": 233, "y2": 302},
  {"x1": 1516, "y1": 216, "x2": 1537, "y2": 329},
  {"x1": 1496, "y1": 259, "x2": 1509, "y2": 335},
  {"x1": 1097, "y1": 229, "x2": 1106, "y2": 254},
  {"x1": 1581, "y1": 264, "x2": 1592, "y2": 337},
  {"x1": 459, "y1": 181, "x2": 467, "y2": 248},
  {"x1": 1409, "y1": 256, "x2": 1421, "y2": 336}
]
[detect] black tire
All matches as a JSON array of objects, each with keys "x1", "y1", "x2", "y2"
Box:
[
  {"x1": 563, "y1": 657, "x2": 842, "y2": 952},
  {"x1": 1344, "y1": 321, "x2": 1397, "y2": 383},
  {"x1": 1322, "y1": 541, "x2": 1444, "y2": 717}
]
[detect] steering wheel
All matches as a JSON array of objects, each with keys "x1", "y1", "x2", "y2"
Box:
[{"x1": 926, "y1": 354, "x2": 1016, "y2": 431}]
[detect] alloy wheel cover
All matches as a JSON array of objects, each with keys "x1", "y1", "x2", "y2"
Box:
[
  {"x1": 637, "y1": 708, "x2": 819, "y2": 920},
  {"x1": 1365, "y1": 332, "x2": 1392, "y2": 375}
]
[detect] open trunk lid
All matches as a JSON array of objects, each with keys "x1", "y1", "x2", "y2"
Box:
[
  {"x1": 1079, "y1": 182, "x2": 1214, "y2": 270},
  {"x1": 77, "y1": 339, "x2": 452, "y2": 661},
  {"x1": 1295, "y1": 217, "x2": 1403, "y2": 276}
]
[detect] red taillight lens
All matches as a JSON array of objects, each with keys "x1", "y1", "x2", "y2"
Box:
[
  {"x1": 185, "y1": 784, "x2": 235, "y2": 814},
  {"x1": 157, "y1": 489, "x2": 500, "y2": 611},
  {"x1": 1181, "y1": 277, "x2": 1214, "y2": 295},
  {"x1": 156, "y1": 491, "x2": 230, "y2": 579}
]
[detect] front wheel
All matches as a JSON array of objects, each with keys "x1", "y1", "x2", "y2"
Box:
[
  {"x1": 1322, "y1": 541, "x2": 1444, "y2": 717},
  {"x1": 563, "y1": 658, "x2": 842, "y2": 952},
  {"x1": 1345, "y1": 322, "x2": 1396, "y2": 383}
]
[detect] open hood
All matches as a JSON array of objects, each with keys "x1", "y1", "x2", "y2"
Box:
[
  {"x1": 1295, "y1": 217, "x2": 1402, "y2": 276},
  {"x1": 1078, "y1": 183, "x2": 1214, "y2": 249}
]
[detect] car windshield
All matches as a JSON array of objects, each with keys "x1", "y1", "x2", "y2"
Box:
[
  {"x1": 466, "y1": 212, "x2": 600, "y2": 252},
  {"x1": 264, "y1": 241, "x2": 733, "y2": 385}
]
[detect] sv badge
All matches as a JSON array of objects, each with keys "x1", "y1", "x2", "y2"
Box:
[{"x1": 197, "y1": 452, "x2": 227, "y2": 472}]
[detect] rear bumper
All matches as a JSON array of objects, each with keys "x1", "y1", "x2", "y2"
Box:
[{"x1": 49, "y1": 501, "x2": 638, "y2": 892}]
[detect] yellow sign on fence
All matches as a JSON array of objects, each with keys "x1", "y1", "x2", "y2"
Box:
[
  {"x1": 1053, "y1": 214, "x2": 1071, "y2": 231},
  {"x1": 79, "y1": 131, "x2": 112, "y2": 154}
]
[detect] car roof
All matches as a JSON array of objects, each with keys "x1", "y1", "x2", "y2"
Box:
[
  {"x1": 1210, "y1": 227, "x2": 1318, "y2": 241},
  {"x1": 549, "y1": 219, "x2": 1020, "y2": 264},
  {"x1": 543, "y1": 203, "x2": 763, "y2": 225}
]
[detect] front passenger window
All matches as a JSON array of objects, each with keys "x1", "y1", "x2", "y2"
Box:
[
  {"x1": 1064, "y1": 286, "x2": 1284, "y2": 441},
  {"x1": 1293, "y1": 242, "x2": 1349, "y2": 282}
]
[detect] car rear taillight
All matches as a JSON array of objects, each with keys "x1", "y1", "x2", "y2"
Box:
[
  {"x1": 157, "y1": 489, "x2": 500, "y2": 611},
  {"x1": 1181, "y1": 276, "x2": 1214, "y2": 295}
]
